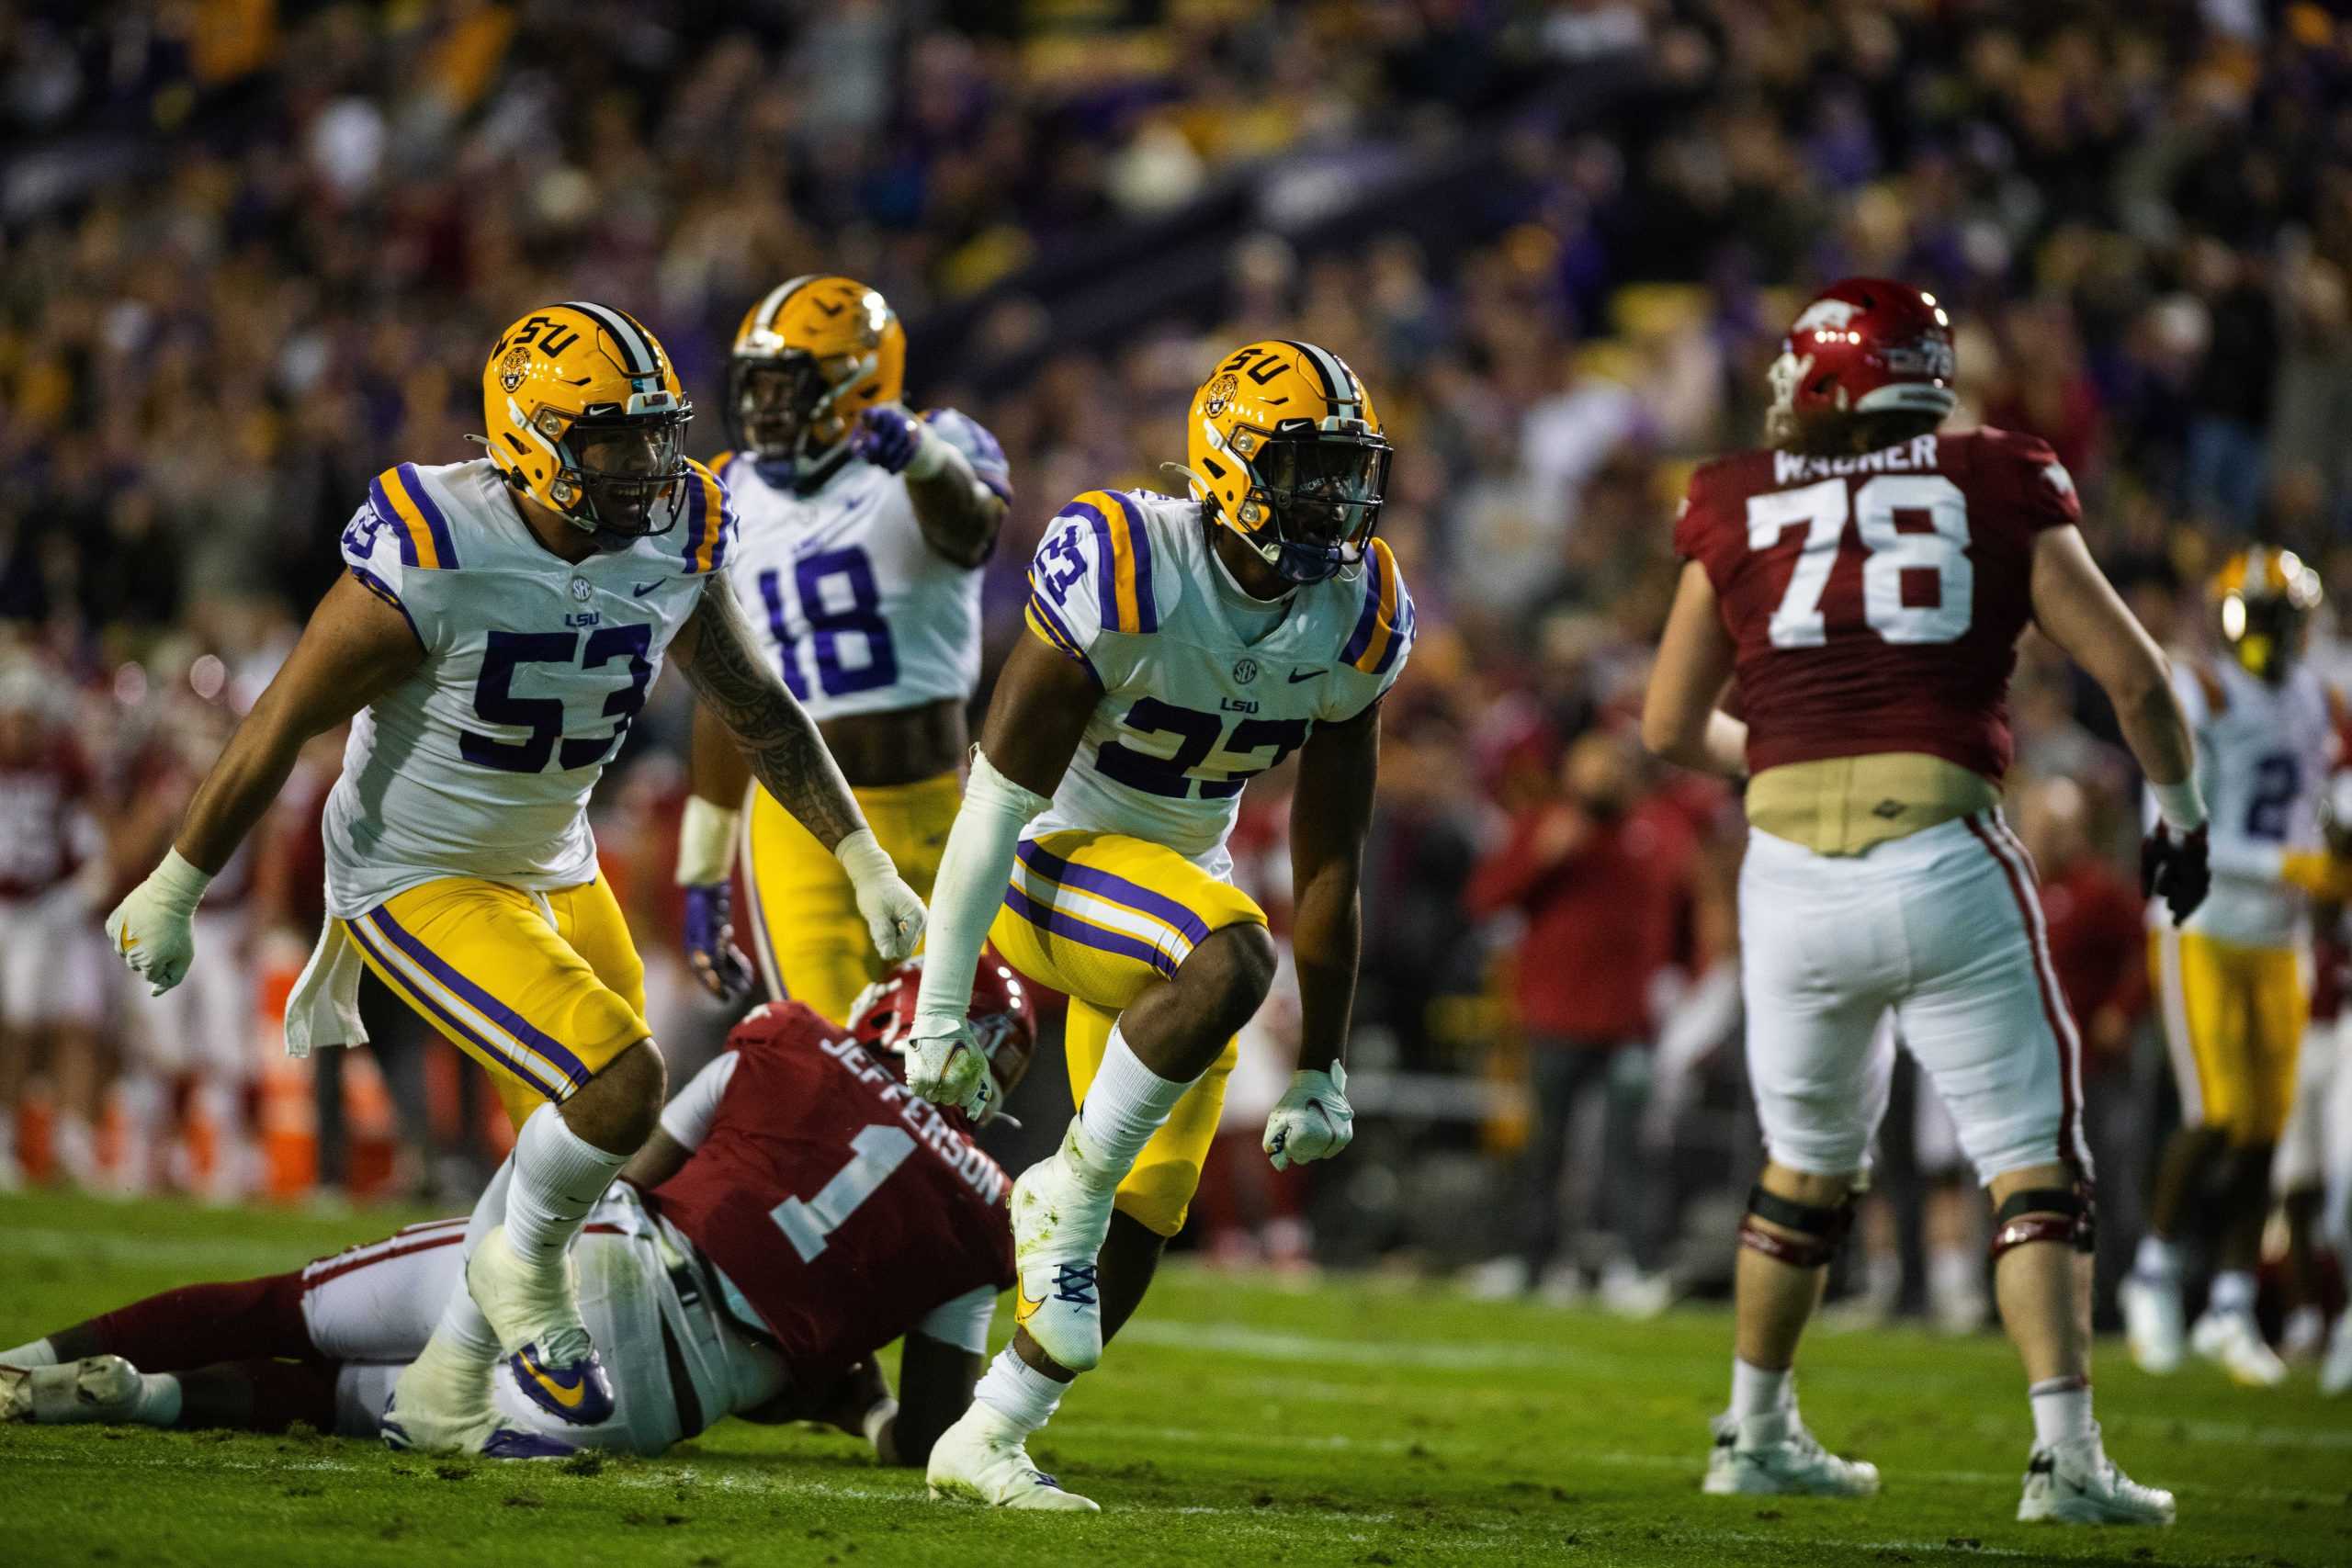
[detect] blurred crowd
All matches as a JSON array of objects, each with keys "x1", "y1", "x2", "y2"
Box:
[{"x1": 4, "y1": 3, "x2": 2351, "y2": 1318}]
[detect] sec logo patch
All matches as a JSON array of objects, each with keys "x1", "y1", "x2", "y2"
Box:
[
  {"x1": 1232, "y1": 657, "x2": 1260, "y2": 684},
  {"x1": 570, "y1": 576, "x2": 593, "y2": 602}
]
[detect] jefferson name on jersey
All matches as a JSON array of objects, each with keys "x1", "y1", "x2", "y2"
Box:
[
  {"x1": 326, "y1": 457, "x2": 735, "y2": 916},
  {"x1": 718, "y1": 410, "x2": 1009, "y2": 722},
  {"x1": 1021, "y1": 488, "x2": 1414, "y2": 874}
]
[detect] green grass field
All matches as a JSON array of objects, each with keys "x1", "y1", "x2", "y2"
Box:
[{"x1": 5, "y1": 1190, "x2": 2347, "y2": 1567}]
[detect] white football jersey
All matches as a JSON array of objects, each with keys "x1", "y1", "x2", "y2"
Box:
[
  {"x1": 323, "y1": 457, "x2": 735, "y2": 917},
  {"x1": 718, "y1": 409, "x2": 1009, "y2": 723},
  {"x1": 1021, "y1": 488, "x2": 1414, "y2": 878},
  {"x1": 2149, "y1": 654, "x2": 2337, "y2": 948}
]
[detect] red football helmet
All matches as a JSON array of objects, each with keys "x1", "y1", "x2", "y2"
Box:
[
  {"x1": 1768, "y1": 277, "x2": 1957, "y2": 442},
  {"x1": 849, "y1": 953, "x2": 1038, "y2": 1120}
]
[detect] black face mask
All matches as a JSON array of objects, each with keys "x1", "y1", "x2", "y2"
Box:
[
  {"x1": 1250, "y1": 434, "x2": 1391, "y2": 559},
  {"x1": 565, "y1": 414, "x2": 690, "y2": 539}
]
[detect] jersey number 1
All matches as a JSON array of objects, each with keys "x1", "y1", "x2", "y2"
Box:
[
  {"x1": 769, "y1": 1124, "x2": 915, "y2": 1262},
  {"x1": 1748, "y1": 475, "x2": 1972, "y2": 649}
]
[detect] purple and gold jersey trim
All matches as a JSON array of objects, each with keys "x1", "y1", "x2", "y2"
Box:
[
  {"x1": 1059, "y1": 491, "x2": 1159, "y2": 635},
  {"x1": 345, "y1": 907, "x2": 592, "y2": 1098},
  {"x1": 1023, "y1": 591, "x2": 1102, "y2": 685},
  {"x1": 369, "y1": 463, "x2": 458, "y2": 570},
  {"x1": 346, "y1": 565, "x2": 424, "y2": 650},
  {"x1": 1002, "y1": 838, "x2": 1211, "y2": 979},
  {"x1": 1340, "y1": 536, "x2": 1411, "y2": 675},
  {"x1": 681, "y1": 460, "x2": 732, "y2": 575}
]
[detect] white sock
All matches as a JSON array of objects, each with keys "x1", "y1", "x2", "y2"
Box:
[
  {"x1": 2132, "y1": 1234, "x2": 2180, "y2": 1280},
  {"x1": 431, "y1": 1280, "x2": 502, "y2": 1364},
  {"x1": 503, "y1": 1106, "x2": 627, "y2": 1269},
  {"x1": 972, "y1": 1347, "x2": 1068, "y2": 1437},
  {"x1": 1730, "y1": 1357, "x2": 1791, "y2": 1421},
  {"x1": 2028, "y1": 1376, "x2": 2093, "y2": 1449},
  {"x1": 1929, "y1": 1246, "x2": 1981, "y2": 1303},
  {"x1": 1070, "y1": 1025, "x2": 1190, "y2": 1186},
  {"x1": 2208, "y1": 1269, "x2": 2256, "y2": 1317},
  {"x1": 134, "y1": 1372, "x2": 183, "y2": 1427},
  {"x1": 1, "y1": 1337, "x2": 57, "y2": 1367}
]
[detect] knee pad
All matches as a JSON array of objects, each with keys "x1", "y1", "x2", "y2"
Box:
[
  {"x1": 1736, "y1": 1183, "x2": 1855, "y2": 1269},
  {"x1": 1989, "y1": 1182, "x2": 2095, "y2": 1259}
]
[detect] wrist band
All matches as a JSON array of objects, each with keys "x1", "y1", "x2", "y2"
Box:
[
  {"x1": 2151, "y1": 779, "x2": 2206, "y2": 833},
  {"x1": 674, "y1": 796, "x2": 741, "y2": 886}
]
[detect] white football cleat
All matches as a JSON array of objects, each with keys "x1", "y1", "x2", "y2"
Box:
[
  {"x1": 926, "y1": 1406, "x2": 1100, "y2": 1511},
  {"x1": 379, "y1": 1340, "x2": 573, "y2": 1460},
  {"x1": 1010, "y1": 1119, "x2": 1119, "y2": 1374},
  {"x1": 465, "y1": 1224, "x2": 614, "y2": 1426},
  {"x1": 1703, "y1": 1410, "x2": 1881, "y2": 1498},
  {"x1": 0, "y1": 1355, "x2": 144, "y2": 1425},
  {"x1": 2190, "y1": 1310, "x2": 2287, "y2": 1387},
  {"x1": 2320, "y1": 1310, "x2": 2352, "y2": 1397},
  {"x1": 2119, "y1": 1272, "x2": 2185, "y2": 1374},
  {"x1": 2018, "y1": 1431, "x2": 2175, "y2": 1525}
]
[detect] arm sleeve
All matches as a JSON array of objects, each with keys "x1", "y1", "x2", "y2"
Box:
[
  {"x1": 910, "y1": 749, "x2": 1051, "y2": 1036},
  {"x1": 910, "y1": 1282, "x2": 998, "y2": 1356},
  {"x1": 922, "y1": 409, "x2": 1012, "y2": 502},
  {"x1": 656, "y1": 1051, "x2": 741, "y2": 1151}
]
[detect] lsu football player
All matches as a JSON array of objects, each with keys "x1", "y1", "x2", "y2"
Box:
[
  {"x1": 2126, "y1": 549, "x2": 2347, "y2": 1385},
  {"x1": 676, "y1": 276, "x2": 1011, "y2": 1022},
  {"x1": 899, "y1": 341, "x2": 1410, "y2": 1509},
  {"x1": 103, "y1": 303, "x2": 926, "y2": 1455}
]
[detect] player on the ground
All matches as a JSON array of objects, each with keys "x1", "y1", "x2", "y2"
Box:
[
  {"x1": 677, "y1": 276, "x2": 1010, "y2": 1022},
  {"x1": 1643, "y1": 278, "x2": 2205, "y2": 1526},
  {"x1": 2, "y1": 961, "x2": 1032, "y2": 1470},
  {"x1": 896, "y1": 340, "x2": 1408, "y2": 1509},
  {"x1": 2122, "y1": 550, "x2": 2345, "y2": 1386},
  {"x1": 98, "y1": 302, "x2": 926, "y2": 1455}
]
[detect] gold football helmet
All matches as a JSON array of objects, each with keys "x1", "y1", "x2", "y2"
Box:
[
  {"x1": 727, "y1": 275, "x2": 906, "y2": 484},
  {"x1": 1182, "y1": 340, "x2": 1389, "y2": 585},
  {"x1": 2211, "y1": 547, "x2": 2322, "y2": 682},
  {"x1": 480, "y1": 302, "x2": 692, "y2": 539}
]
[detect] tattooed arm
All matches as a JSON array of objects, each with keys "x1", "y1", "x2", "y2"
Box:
[{"x1": 673, "y1": 572, "x2": 865, "y2": 850}]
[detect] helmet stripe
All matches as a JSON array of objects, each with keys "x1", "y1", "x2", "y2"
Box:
[
  {"x1": 755, "y1": 276, "x2": 822, "y2": 335},
  {"x1": 1288, "y1": 340, "x2": 1363, "y2": 419},
  {"x1": 561, "y1": 300, "x2": 657, "y2": 377},
  {"x1": 1282, "y1": 340, "x2": 1336, "y2": 401}
]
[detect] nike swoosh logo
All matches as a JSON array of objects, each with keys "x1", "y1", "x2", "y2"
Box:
[
  {"x1": 1013, "y1": 1282, "x2": 1046, "y2": 1326},
  {"x1": 1287, "y1": 669, "x2": 1326, "y2": 683},
  {"x1": 631, "y1": 581, "x2": 662, "y2": 598},
  {"x1": 521, "y1": 1353, "x2": 587, "y2": 1408}
]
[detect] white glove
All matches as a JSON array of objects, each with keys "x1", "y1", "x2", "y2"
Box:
[
  {"x1": 105, "y1": 848, "x2": 214, "y2": 997},
  {"x1": 835, "y1": 828, "x2": 927, "y2": 962},
  {"x1": 903, "y1": 1018, "x2": 991, "y2": 1116},
  {"x1": 1263, "y1": 1063, "x2": 1353, "y2": 1171}
]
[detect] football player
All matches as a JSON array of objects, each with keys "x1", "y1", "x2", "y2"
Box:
[
  {"x1": 676, "y1": 276, "x2": 1011, "y2": 1022},
  {"x1": 1, "y1": 961, "x2": 1035, "y2": 1472},
  {"x1": 2123, "y1": 550, "x2": 2346, "y2": 1385},
  {"x1": 1643, "y1": 279, "x2": 2205, "y2": 1525},
  {"x1": 895, "y1": 340, "x2": 1408, "y2": 1508},
  {"x1": 99, "y1": 303, "x2": 927, "y2": 1455}
]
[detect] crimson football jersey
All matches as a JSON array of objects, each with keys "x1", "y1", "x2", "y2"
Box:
[
  {"x1": 644, "y1": 1002, "x2": 1013, "y2": 1390},
  {"x1": 1673, "y1": 428, "x2": 2078, "y2": 780},
  {"x1": 0, "y1": 738, "x2": 98, "y2": 900}
]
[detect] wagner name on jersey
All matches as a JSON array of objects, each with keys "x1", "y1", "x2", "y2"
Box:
[
  {"x1": 2153, "y1": 655, "x2": 2335, "y2": 948},
  {"x1": 1021, "y1": 487, "x2": 1414, "y2": 876},
  {"x1": 718, "y1": 410, "x2": 1009, "y2": 720},
  {"x1": 326, "y1": 457, "x2": 735, "y2": 917}
]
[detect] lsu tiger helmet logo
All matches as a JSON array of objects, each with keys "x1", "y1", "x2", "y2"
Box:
[
  {"x1": 1181, "y1": 340, "x2": 1390, "y2": 586},
  {"x1": 728, "y1": 275, "x2": 907, "y2": 486},
  {"x1": 478, "y1": 302, "x2": 693, "y2": 540}
]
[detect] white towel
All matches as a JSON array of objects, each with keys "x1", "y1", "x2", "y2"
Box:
[{"x1": 284, "y1": 920, "x2": 370, "y2": 1057}]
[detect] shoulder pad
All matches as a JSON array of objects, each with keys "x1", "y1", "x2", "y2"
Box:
[
  {"x1": 1063, "y1": 489, "x2": 1164, "y2": 635},
  {"x1": 367, "y1": 463, "x2": 462, "y2": 570}
]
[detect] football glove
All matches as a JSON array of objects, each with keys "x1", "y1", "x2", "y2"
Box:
[
  {"x1": 105, "y1": 849, "x2": 214, "y2": 997},
  {"x1": 682, "y1": 882, "x2": 755, "y2": 1003},
  {"x1": 1264, "y1": 1063, "x2": 1353, "y2": 1172},
  {"x1": 848, "y1": 407, "x2": 928, "y2": 475},
  {"x1": 834, "y1": 828, "x2": 927, "y2": 963},
  {"x1": 903, "y1": 1019, "x2": 992, "y2": 1117},
  {"x1": 2141, "y1": 823, "x2": 2211, "y2": 926}
]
